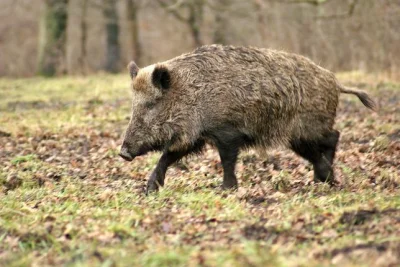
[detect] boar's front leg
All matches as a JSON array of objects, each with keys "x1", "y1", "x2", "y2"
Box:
[{"x1": 146, "y1": 140, "x2": 205, "y2": 194}]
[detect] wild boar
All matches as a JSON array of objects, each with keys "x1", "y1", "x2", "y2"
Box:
[{"x1": 119, "y1": 44, "x2": 376, "y2": 193}]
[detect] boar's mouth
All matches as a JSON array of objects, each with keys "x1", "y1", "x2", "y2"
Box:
[
  {"x1": 134, "y1": 143, "x2": 163, "y2": 158},
  {"x1": 120, "y1": 142, "x2": 165, "y2": 162}
]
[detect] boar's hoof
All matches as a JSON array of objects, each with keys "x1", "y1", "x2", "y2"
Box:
[
  {"x1": 145, "y1": 183, "x2": 159, "y2": 195},
  {"x1": 221, "y1": 181, "x2": 238, "y2": 190},
  {"x1": 145, "y1": 172, "x2": 164, "y2": 194},
  {"x1": 146, "y1": 180, "x2": 162, "y2": 195},
  {"x1": 313, "y1": 169, "x2": 335, "y2": 186}
]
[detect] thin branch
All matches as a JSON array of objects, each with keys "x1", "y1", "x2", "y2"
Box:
[
  {"x1": 316, "y1": 0, "x2": 359, "y2": 20},
  {"x1": 156, "y1": 0, "x2": 188, "y2": 22},
  {"x1": 267, "y1": 0, "x2": 333, "y2": 5},
  {"x1": 266, "y1": 0, "x2": 359, "y2": 20},
  {"x1": 86, "y1": 0, "x2": 106, "y2": 10},
  {"x1": 167, "y1": 0, "x2": 186, "y2": 9}
]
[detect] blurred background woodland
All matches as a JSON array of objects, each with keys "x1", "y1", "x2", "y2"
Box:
[{"x1": 0, "y1": 0, "x2": 399, "y2": 77}]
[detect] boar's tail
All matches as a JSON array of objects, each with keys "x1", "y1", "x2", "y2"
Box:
[{"x1": 339, "y1": 85, "x2": 377, "y2": 111}]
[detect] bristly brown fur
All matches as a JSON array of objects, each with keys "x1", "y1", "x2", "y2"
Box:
[{"x1": 120, "y1": 44, "x2": 376, "y2": 192}]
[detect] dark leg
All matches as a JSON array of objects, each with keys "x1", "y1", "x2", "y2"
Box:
[
  {"x1": 211, "y1": 129, "x2": 253, "y2": 189},
  {"x1": 146, "y1": 140, "x2": 205, "y2": 193},
  {"x1": 314, "y1": 158, "x2": 334, "y2": 184},
  {"x1": 319, "y1": 130, "x2": 340, "y2": 164},
  {"x1": 290, "y1": 131, "x2": 339, "y2": 185},
  {"x1": 216, "y1": 143, "x2": 240, "y2": 189}
]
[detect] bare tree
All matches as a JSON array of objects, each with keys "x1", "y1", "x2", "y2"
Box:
[
  {"x1": 156, "y1": 0, "x2": 205, "y2": 47},
  {"x1": 316, "y1": 0, "x2": 359, "y2": 20},
  {"x1": 265, "y1": 0, "x2": 360, "y2": 19},
  {"x1": 38, "y1": 0, "x2": 69, "y2": 76},
  {"x1": 1, "y1": 0, "x2": 398, "y2": 76},
  {"x1": 126, "y1": 0, "x2": 142, "y2": 65},
  {"x1": 103, "y1": 0, "x2": 120, "y2": 72},
  {"x1": 212, "y1": 0, "x2": 231, "y2": 44},
  {"x1": 78, "y1": 0, "x2": 89, "y2": 74}
]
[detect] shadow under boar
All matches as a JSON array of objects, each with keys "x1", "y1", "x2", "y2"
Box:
[{"x1": 119, "y1": 44, "x2": 376, "y2": 193}]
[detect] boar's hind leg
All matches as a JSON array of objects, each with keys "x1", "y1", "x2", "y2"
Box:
[
  {"x1": 319, "y1": 130, "x2": 340, "y2": 165},
  {"x1": 146, "y1": 140, "x2": 205, "y2": 193},
  {"x1": 290, "y1": 130, "x2": 339, "y2": 185}
]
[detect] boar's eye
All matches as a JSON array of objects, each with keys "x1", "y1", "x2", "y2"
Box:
[{"x1": 144, "y1": 101, "x2": 156, "y2": 109}]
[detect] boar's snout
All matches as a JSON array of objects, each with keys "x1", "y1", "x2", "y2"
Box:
[
  {"x1": 119, "y1": 140, "x2": 151, "y2": 161},
  {"x1": 119, "y1": 143, "x2": 134, "y2": 161}
]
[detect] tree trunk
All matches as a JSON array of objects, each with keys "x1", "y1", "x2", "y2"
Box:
[
  {"x1": 156, "y1": 0, "x2": 204, "y2": 48},
  {"x1": 126, "y1": 0, "x2": 142, "y2": 65},
  {"x1": 213, "y1": 0, "x2": 231, "y2": 44},
  {"x1": 188, "y1": 0, "x2": 204, "y2": 47},
  {"x1": 103, "y1": 0, "x2": 120, "y2": 73},
  {"x1": 78, "y1": 0, "x2": 89, "y2": 74},
  {"x1": 37, "y1": 0, "x2": 69, "y2": 76}
]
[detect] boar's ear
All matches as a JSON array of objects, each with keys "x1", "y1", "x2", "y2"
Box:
[
  {"x1": 152, "y1": 65, "x2": 170, "y2": 91},
  {"x1": 128, "y1": 61, "x2": 139, "y2": 79}
]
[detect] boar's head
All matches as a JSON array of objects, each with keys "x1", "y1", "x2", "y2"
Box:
[{"x1": 119, "y1": 61, "x2": 200, "y2": 161}]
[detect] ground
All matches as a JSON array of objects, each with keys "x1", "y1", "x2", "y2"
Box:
[{"x1": 0, "y1": 72, "x2": 399, "y2": 267}]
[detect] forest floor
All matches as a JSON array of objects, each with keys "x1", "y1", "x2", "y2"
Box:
[{"x1": 0, "y1": 72, "x2": 399, "y2": 267}]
